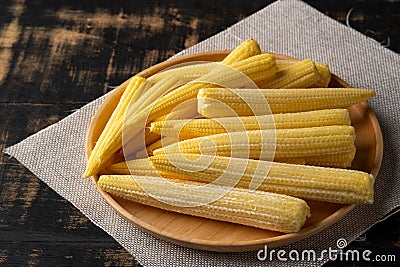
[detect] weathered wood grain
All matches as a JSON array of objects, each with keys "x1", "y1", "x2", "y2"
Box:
[
  {"x1": 0, "y1": 104, "x2": 139, "y2": 266},
  {"x1": 0, "y1": 0, "x2": 399, "y2": 266}
]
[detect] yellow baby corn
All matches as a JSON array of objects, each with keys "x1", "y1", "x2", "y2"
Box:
[
  {"x1": 110, "y1": 153, "x2": 352, "y2": 177},
  {"x1": 85, "y1": 70, "x2": 196, "y2": 177},
  {"x1": 145, "y1": 52, "x2": 276, "y2": 123},
  {"x1": 260, "y1": 59, "x2": 320, "y2": 88},
  {"x1": 125, "y1": 39, "x2": 263, "y2": 128},
  {"x1": 144, "y1": 39, "x2": 261, "y2": 116},
  {"x1": 229, "y1": 53, "x2": 277, "y2": 85},
  {"x1": 150, "y1": 109, "x2": 351, "y2": 139},
  {"x1": 127, "y1": 75, "x2": 182, "y2": 117},
  {"x1": 147, "y1": 137, "x2": 178, "y2": 155},
  {"x1": 152, "y1": 99, "x2": 200, "y2": 123},
  {"x1": 305, "y1": 148, "x2": 356, "y2": 168},
  {"x1": 84, "y1": 76, "x2": 146, "y2": 178},
  {"x1": 276, "y1": 60, "x2": 331, "y2": 87},
  {"x1": 153, "y1": 126, "x2": 356, "y2": 160},
  {"x1": 106, "y1": 158, "x2": 159, "y2": 176},
  {"x1": 277, "y1": 149, "x2": 356, "y2": 168},
  {"x1": 150, "y1": 154, "x2": 374, "y2": 204},
  {"x1": 122, "y1": 75, "x2": 197, "y2": 155},
  {"x1": 198, "y1": 88, "x2": 375, "y2": 116},
  {"x1": 221, "y1": 38, "x2": 261, "y2": 65},
  {"x1": 98, "y1": 174, "x2": 310, "y2": 232},
  {"x1": 142, "y1": 39, "x2": 262, "y2": 124},
  {"x1": 111, "y1": 157, "x2": 306, "y2": 174},
  {"x1": 147, "y1": 62, "x2": 215, "y2": 84}
]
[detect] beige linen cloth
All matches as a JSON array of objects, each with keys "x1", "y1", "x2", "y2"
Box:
[{"x1": 5, "y1": 0, "x2": 400, "y2": 266}]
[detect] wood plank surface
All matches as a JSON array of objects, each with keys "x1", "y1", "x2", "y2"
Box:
[{"x1": 1, "y1": 0, "x2": 399, "y2": 266}]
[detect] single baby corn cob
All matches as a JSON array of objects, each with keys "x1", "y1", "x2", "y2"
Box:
[
  {"x1": 111, "y1": 156, "x2": 306, "y2": 174},
  {"x1": 150, "y1": 109, "x2": 351, "y2": 139},
  {"x1": 98, "y1": 174, "x2": 310, "y2": 232},
  {"x1": 84, "y1": 76, "x2": 146, "y2": 178},
  {"x1": 198, "y1": 88, "x2": 375, "y2": 116},
  {"x1": 109, "y1": 151, "x2": 353, "y2": 177},
  {"x1": 277, "y1": 149, "x2": 356, "y2": 168},
  {"x1": 150, "y1": 154, "x2": 375, "y2": 204},
  {"x1": 304, "y1": 148, "x2": 356, "y2": 168},
  {"x1": 225, "y1": 53, "x2": 277, "y2": 86},
  {"x1": 153, "y1": 126, "x2": 356, "y2": 160},
  {"x1": 106, "y1": 158, "x2": 159, "y2": 176},
  {"x1": 145, "y1": 53, "x2": 276, "y2": 123},
  {"x1": 147, "y1": 62, "x2": 215, "y2": 84},
  {"x1": 221, "y1": 38, "x2": 261, "y2": 65},
  {"x1": 276, "y1": 60, "x2": 331, "y2": 87},
  {"x1": 259, "y1": 59, "x2": 320, "y2": 88}
]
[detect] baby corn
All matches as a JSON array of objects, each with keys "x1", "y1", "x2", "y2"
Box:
[
  {"x1": 101, "y1": 39, "x2": 264, "y2": 169},
  {"x1": 146, "y1": 136, "x2": 178, "y2": 155},
  {"x1": 146, "y1": 53, "x2": 276, "y2": 122},
  {"x1": 123, "y1": 68, "x2": 207, "y2": 155},
  {"x1": 147, "y1": 62, "x2": 215, "y2": 84},
  {"x1": 106, "y1": 158, "x2": 159, "y2": 176},
  {"x1": 150, "y1": 109, "x2": 351, "y2": 139},
  {"x1": 221, "y1": 38, "x2": 261, "y2": 65},
  {"x1": 276, "y1": 60, "x2": 331, "y2": 87},
  {"x1": 84, "y1": 76, "x2": 146, "y2": 178},
  {"x1": 260, "y1": 59, "x2": 320, "y2": 88},
  {"x1": 277, "y1": 149, "x2": 356, "y2": 168},
  {"x1": 98, "y1": 174, "x2": 310, "y2": 232},
  {"x1": 153, "y1": 126, "x2": 356, "y2": 160},
  {"x1": 304, "y1": 149, "x2": 356, "y2": 168},
  {"x1": 198, "y1": 88, "x2": 375, "y2": 116},
  {"x1": 142, "y1": 39, "x2": 264, "y2": 124},
  {"x1": 150, "y1": 154, "x2": 375, "y2": 204}
]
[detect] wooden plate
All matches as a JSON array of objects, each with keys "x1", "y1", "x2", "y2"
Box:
[{"x1": 86, "y1": 51, "x2": 383, "y2": 252}]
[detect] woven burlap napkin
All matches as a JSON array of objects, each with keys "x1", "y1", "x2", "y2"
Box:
[{"x1": 5, "y1": 0, "x2": 400, "y2": 266}]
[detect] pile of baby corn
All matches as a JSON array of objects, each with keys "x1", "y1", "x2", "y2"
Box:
[{"x1": 84, "y1": 39, "x2": 376, "y2": 233}]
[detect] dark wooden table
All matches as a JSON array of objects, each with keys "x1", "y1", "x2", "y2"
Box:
[{"x1": 1, "y1": 1, "x2": 399, "y2": 266}]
